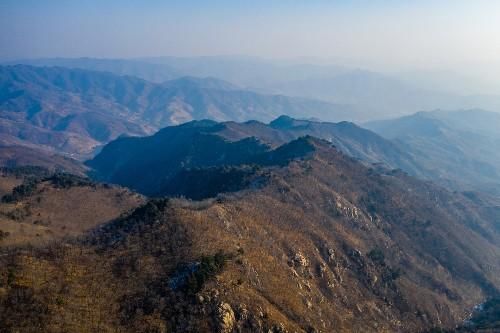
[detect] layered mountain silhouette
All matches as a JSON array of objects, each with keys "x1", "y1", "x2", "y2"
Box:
[
  {"x1": 89, "y1": 112, "x2": 500, "y2": 204},
  {"x1": 87, "y1": 117, "x2": 425, "y2": 196},
  {"x1": 5, "y1": 57, "x2": 180, "y2": 82},
  {"x1": 366, "y1": 110, "x2": 500, "y2": 196},
  {"x1": 11, "y1": 57, "x2": 500, "y2": 120},
  {"x1": 1, "y1": 59, "x2": 500, "y2": 332},
  {"x1": 0, "y1": 65, "x2": 353, "y2": 157}
]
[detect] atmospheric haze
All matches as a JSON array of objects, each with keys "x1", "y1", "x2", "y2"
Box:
[{"x1": 1, "y1": 1, "x2": 500, "y2": 94}]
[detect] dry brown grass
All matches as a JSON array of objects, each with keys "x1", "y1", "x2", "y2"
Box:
[
  {"x1": 0, "y1": 175, "x2": 144, "y2": 248},
  {"x1": 0, "y1": 140, "x2": 499, "y2": 332},
  {"x1": 0, "y1": 173, "x2": 22, "y2": 197}
]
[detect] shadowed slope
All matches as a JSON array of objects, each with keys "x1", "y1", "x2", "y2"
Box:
[{"x1": 88, "y1": 117, "x2": 425, "y2": 198}]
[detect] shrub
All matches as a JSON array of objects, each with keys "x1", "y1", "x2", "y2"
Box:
[
  {"x1": 184, "y1": 251, "x2": 233, "y2": 294},
  {"x1": 5, "y1": 206, "x2": 31, "y2": 221},
  {"x1": 367, "y1": 248, "x2": 385, "y2": 265},
  {"x1": 2, "y1": 177, "x2": 39, "y2": 203},
  {"x1": 0, "y1": 230, "x2": 10, "y2": 240},
  {"x1": 47, "y1": 173, "x2": 94, "y2": 189},
  {"x1": 0, "y1": 166, "x2": 50, "y2": 179},
  {"x1": 382, "y1": 267, "x2": 402, "y2": 282},
  {"x1": 7, "y1": 268, "x2": 16, "y2": 286}
]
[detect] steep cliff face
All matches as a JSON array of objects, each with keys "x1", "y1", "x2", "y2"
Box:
[{"x1": 1, "y1": 138, "x2": 499, "y2": 332}]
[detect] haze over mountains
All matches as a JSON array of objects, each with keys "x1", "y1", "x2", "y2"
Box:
[
  {"x1": 0, "y1": 58, "x2": 499, "y2": 333},
  {"x1": 1, "y1": 60, "x2": 500, "y2": 198},
  {"x1": 366, "y1": 110, "x2": 500, "y2": 196},
  {"x1": 8, "y1": 57, "x2": 500, "y2": 120},
  {"x1": 3, "y1": 0, "x2": 500, "y2": 331},
  {"x1": 0, "y1": 64, "x2": 353, "y2": 158}
]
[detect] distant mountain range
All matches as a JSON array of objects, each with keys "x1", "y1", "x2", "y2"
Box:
[
  {"x1": 365, "y1": 110, "x2": 500, "y2": 195},
  {"x1": 2, "y1": 61, "x2": 500, "y2": 196},
  {"x1": 0, "y1": 65, "x2": 353, "y2": 158},
  {"x1": 4, "y1": 57, "x2": 180, "y2": 82},
  {"x1": 8, "y1": 56, "x2": 500, "y2": 120}
]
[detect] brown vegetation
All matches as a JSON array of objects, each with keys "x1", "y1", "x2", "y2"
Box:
[
  {"x1": 0, "y1": 139, "x2": 499, "y2": 332},
  {"x1": 0, "y1": 171, "x2": 144, "y2": 248}
]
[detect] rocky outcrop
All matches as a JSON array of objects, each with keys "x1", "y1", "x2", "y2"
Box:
[
  {"x1": 216, "y1": 302, "x2": 235, "y2": 333},
  {"x1": 293, "y1": 252, "x2": 309, "y2": 267}
]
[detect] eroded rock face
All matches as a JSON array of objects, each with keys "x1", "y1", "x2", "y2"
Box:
[
  {"x1": 293, "y1": 252, "x2": 309, "y2": 267},
  {"x1": 217, "y1": 302, "x2": 235, "y2": 333},
  {"x1": 235, "y1": 303, "x2": 249, "y2": 321}
]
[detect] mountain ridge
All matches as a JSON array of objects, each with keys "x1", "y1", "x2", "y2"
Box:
[
  {"x1": 0, "y1": 65, "x2": 354, "y2": 158},
  {"x1": 87, "y1": 117, "x2": 425, "y2": 197},
  {"x1": 365, "y1": 109, "x2": 500, "y2": 196},
  {"x1": 10, "y1": 56, "x2": 500, "y2": 120},
  {"x1": 1, "y1": 135, "x2": 499, "y2": 332}
]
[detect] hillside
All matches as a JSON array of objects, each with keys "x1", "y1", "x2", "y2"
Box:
[
  {"x1": 365, "y1": 110, "x2": 500, "y2": 196},
  {"x1": 87, "y1": 117, "x2": 425, "y2": 196},
  {"x1": 0, "y1": 146, "x2": 86, "y2": 175},
  {"x1": 0, "y1": 168, "x2": 144, "y2": 248},
  {"x1": 0, "y1": 65, "x2": 353, "y2": 158},
  {"x1": 1, "y1": 137, "x2": 499, "y2": 332},
  {"x1": 89, "y1": 113, "x2": 500, "y2": 201},
  {"x1": 221, "y1": 116, "x2": 422, "y2": 173}
]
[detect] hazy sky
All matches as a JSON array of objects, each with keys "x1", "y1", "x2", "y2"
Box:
[{"x1": 1, "y1": 1, "x2": 500, "y2": 78}]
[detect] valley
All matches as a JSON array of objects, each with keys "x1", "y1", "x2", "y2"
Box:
[
  {"x1": 1, "y1": 42, "x2": 500, "y2": 333},
  {"x1": 4, "y1": 0, "x2": 500, "y2": 331}
]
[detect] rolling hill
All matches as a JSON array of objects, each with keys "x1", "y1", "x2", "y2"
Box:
[
  {"x1": 0, "y1": 168, "x2": 144, "y2": 248},
  {"x1": 2, "y1": 60, "x2": 500, "y2": 332}
]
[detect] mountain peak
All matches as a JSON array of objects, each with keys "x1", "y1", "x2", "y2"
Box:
[{"x1": 269, "y1": 115, "x2": 310, "y2": 129}]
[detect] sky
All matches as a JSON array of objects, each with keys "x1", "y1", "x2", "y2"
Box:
[{"x1": 1, "y1": 0, "x2": 500, "y2": 87}]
